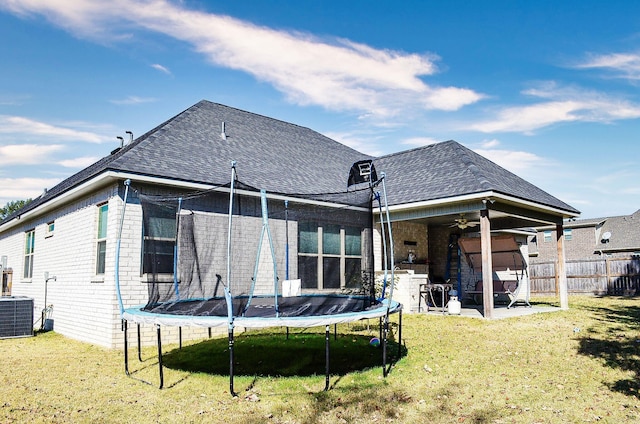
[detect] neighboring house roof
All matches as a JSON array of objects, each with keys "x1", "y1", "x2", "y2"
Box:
[
  {"x1": 595, "y1": 209, "x2": 640, "y2": 252},
  {"x1": 537, "y1": 217, "x2": 605, "y2": 230},
  {"x1": 375, "y1": 141, "x2": 579, "y2": 213},
  {"x1": 564, "y1": 218, "x2": 606, "y2": 228},
  {"x1": 1, "y1": 101, "x2": 578, "y2": 226}
]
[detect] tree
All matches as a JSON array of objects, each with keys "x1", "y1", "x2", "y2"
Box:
[{"x1": 0, "y1": 199, "x2": 32, "y2": 220}]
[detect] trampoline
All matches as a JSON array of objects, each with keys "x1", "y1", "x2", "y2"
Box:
[
  {"x1": 124, "y1": 294, "x2": 400, "y2": 328},
  {"x1": 116, "y1": 160, "x2": 401, "y2": 394}
]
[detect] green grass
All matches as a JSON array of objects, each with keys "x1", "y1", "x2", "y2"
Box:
[
  {"x1": 162, "y1": 330, "x2": 404, "y2": 377},
  {"x1": 1, "y1": 296, "x2": 639, "y2": 423}
]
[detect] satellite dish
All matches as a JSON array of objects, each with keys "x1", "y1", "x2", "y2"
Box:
[{"x1": 602, "y1": 231, "x2": 611, "y2": 242}]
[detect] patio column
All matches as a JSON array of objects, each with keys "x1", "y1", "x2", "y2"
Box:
[
  {"x1": 480, "y1": 208, "x2": 493, "y2": 319},
  {"x1": 556, "y1": 223, "x2": 569, "y2": 309}
]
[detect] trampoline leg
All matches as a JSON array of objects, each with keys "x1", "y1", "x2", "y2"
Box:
[
  {"x1": 382, "y1": 315, "x2": 389, "y2": 377},
  {"x1": 334, "y1": 324, "x2": 337, "y2": 341},
  {"x1": 324, "y1": 325, "x2": 330, "y2": 391},
  {"x1": 137, "y1": 323, "x2": 142, "y2": 362},
  {"x1": 228, "y1": 327, "x2": 236, "y2": 396},
  {"x1": 179, "y1": 326, "x2": 182, "y2": 349},
  {"x1": 208, "y1": 327, "x2": 212, "y2": 338},
  {"x1": 123, "y1": 319, "x2": 130, "y2": 376},
  {"x1": 157, "y1": 324, "x2": 164, "y2": 389},
  {"x1": 397, "y1": 310, "x2": 403, "y2": 359}
]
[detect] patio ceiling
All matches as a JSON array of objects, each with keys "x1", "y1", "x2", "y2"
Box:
[{"x1": 385, "y1": 194, "x2": 567, "y2": 231}]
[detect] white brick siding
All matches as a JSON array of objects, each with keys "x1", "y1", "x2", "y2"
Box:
[{"x1": 0, "y1": 185, "x2": 121, "y2": 346}]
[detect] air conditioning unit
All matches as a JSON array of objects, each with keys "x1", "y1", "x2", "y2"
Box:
[{"x1": 0, "y1": 296, "x2": 34, "y2": 338}]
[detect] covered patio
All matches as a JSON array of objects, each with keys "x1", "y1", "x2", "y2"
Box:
[
  {"x1": 386, "y1": 199, "x2": 576, "y2": 319},
  {"x1": 375, "y1": 141, "x2": 580, "y2": 318},
  {"x1": 419, "y1": 301, "x2": 562, "y2": 319}
]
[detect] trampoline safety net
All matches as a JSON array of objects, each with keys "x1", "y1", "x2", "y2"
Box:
[{"x1": 135, "y1": 178, "x2": 382, "y2": 321}]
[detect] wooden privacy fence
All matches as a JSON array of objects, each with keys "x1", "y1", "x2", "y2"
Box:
[{"x1": 530, "y1": 256, "x2": 640, "y2": 296}]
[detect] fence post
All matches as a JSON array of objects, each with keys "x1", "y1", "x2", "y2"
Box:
[
  {"x1": 554, "y1": 259, "x2": 559, "y2": 297},
  {"x1": 556, "y1": 223, "x2": 569, "y2": 309}
]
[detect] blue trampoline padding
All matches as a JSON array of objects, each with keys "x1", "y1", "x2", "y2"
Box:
[{"x1": 123, "y1": 295, "x2": 401, "y2": 329}]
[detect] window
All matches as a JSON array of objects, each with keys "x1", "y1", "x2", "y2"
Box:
[
  {"x1": 45, "y1": 221, "x2": 55, "y2": 238},
  {"x1": 543, "y1": 230, "x2": 552, "y2": 242},
  {"x1": 23, "y1": 229, "x2": 35, "y2": 279},
  {"x1": 142, "y1": 204, "x2": 177, "y2": 275},
  {"x1": 298, "y1": 222, "x2": 362, "y2": 290},
  {"x1": 563, "y1": 228, "x2": 572, "y2": 241},
  {"x1": 96, "y1": 204, "x2": 108, "y2": 275}
]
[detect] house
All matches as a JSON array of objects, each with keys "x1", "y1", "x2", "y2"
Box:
[
  {"x1": 530, "y1": 209, "x2": 640, "y2": 261},
  {"x1": 528, "y1": 210, "x2": 640, "y2": 295},
  {"x1": 0, "y1": 100, "x2": 579, "y2": 347}
]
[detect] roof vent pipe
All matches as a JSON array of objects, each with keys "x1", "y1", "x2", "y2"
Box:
[
  {"x1": 125, "y1": 131, "x2": 133, "y2": 144},
  {"x1": 117, "y1": 136, "x2": 124, "y2": 148},
  {"x1": 220, "y1": 121, "x2": 227, "y2": 140}
]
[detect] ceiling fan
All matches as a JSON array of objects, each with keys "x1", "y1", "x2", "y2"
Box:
[{"x1": 450, "y1": 214, "x2": 480, "y2": 229}]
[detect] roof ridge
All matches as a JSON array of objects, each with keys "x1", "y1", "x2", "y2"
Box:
[
  {"x1": 453, "y1": 142, "x2": 494, "y2": 191},
  {"x1": 375, "y1": 139, "x2": 452, "y2": 160}
]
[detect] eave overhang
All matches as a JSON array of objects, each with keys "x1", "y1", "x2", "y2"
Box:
[{"x1": 385, "y1": 190, "x2": 579, "y2": 225}]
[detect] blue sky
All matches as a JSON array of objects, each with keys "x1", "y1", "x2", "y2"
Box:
[{"x1": 1, "y1": 0, "x2": 639, "y2": 219}]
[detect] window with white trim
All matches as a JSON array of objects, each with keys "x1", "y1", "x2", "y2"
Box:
[
  {"x1": 563, "y1": 228, "x2": 572, "y2": 241},
  {"x1": 141, "y1": 205, "x2": 177, "y2": 275},
  {"x1": 23, "y1": 229, "x2": 35, "y2": 279},
  {"x1": 96, "y1": 204, "x2": 108, "y2": 275},
  {"x1": 543, "y1": 230, "x2": 552, "y2": 243},
  {"x1": 298, "y1": 222, "x2": 362, "y2": 290},
  {"x1": 45, "y1": 221, "x2": 55, "y2": 238}
]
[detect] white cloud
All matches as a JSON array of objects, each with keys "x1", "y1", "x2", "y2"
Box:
[
  {"x1": 474, "y1": 147, "x2": 546, "y2": 174},
  {"x1": 0, "y1": 0, "x2": 483, "y2": 118},
  {"x1": 0, "y1": 177, "x2": 62, "y2": 204},
  {"x1": 323, "y1": 131, "x2": 385, "y2": 157},
  {"x1": 469, "y1": 101, "x2": 582, "y2": 133},
  {"x1": 468, "y1": 82, "x2": 640, "y2": 133},
  {"x1": 0, "y1": 115, "x2": 107, "y2": 143},
  {"x1": 110, "y1": 96, "x2": 157, "y2": 105},
  {"x1": 400, "y1": 137, "x2": 440, "y2": 147},
  {"x1": 0, "y1": 94, "x2": 31, "y2": 106},
  {"x1": 0, "y1": 144, "x2": 64, "y2": 165},
  {"x1": 480, "y1": 139, "x2": 500, "y2": 148},
  {"x1": 151, "y1": 63, "x2": 171, "y2": 75},
  {"x1": 58, "y1": 156, "x2": 100, "y2": 168},
  {"x1": 575, "y1": 52, "x2": 640, "y2": 80}
]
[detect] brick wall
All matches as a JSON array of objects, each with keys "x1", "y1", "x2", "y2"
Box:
[
  {"x1": 0, "y1": 185, "x2": 121, "y2": 347},
  {"x1": 391, "y1": 221, "x2": 429, "y2": 266},
  {"x1": 531, "y1": 226, "x2": 605, "y2": 263}
]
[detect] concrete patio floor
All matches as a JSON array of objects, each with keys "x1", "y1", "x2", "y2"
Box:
[{"x1": 420, "y1": 303, "x2": 562, "y2": 319}]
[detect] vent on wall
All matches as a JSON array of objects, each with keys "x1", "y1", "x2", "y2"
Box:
[{"x1": 0, "y1": 296, "x2": 34, "y2": 338}]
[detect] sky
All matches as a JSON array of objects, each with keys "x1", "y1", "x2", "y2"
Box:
[{"x1": 0, "y1": 0, "x2": 639, "y2": 219}]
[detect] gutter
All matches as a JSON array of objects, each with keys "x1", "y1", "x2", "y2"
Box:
[
  {"x1": 0, "y1": 171, "x2": 205, "y2": 233},
  {"x1": 386, "y1": 191, "x2": 579, "y2": 220}
]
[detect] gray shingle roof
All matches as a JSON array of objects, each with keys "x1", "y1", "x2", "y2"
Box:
[
  {"x1": 3, "y1": 101, "x2": 371, "y2": 222},
  {"x1": 374, "y1": 141, "x2": 579, "y2": 213},
  {"x1": 108, "y1": 100, "x2": 373, "y2": 194},
  {"x1": 3, "y1": 101, "x2": 579, "y2": 223},
  {"x1": 596, "y1": 209, "x2": 640, "y2": 251}
]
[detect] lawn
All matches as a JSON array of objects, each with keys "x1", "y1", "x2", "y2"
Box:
[{"x1": 1, "y1": 296, "x2": 639, "y2": 423}]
